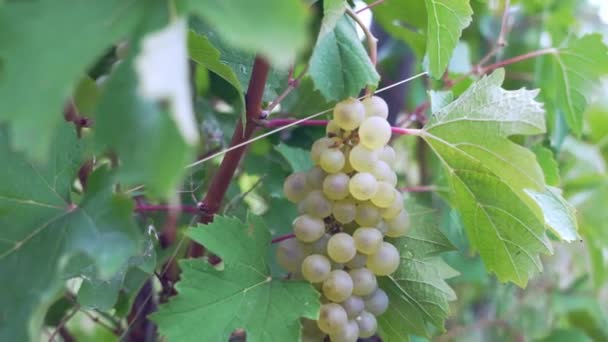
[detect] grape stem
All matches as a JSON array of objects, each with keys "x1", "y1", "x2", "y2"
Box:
[
  {"x1": 134, "y1": 204, "x2": 200, "y2": 214},
  {"x1": 271, "y1": 233, "x2": 296, "y2": 244},
  {"x1": 262, "y1": 118, "x2": 422, "y2": 136}
]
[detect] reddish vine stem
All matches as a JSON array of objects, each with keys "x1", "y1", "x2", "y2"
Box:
[
  {"x1": 356, "y1": 0, "x2": 386, "y2": 13},
  {"x1": 263, "y1": 118, "x2": 422, "y2": 136},
  {"x1": 401, "y1": 185, "x2": 437, "y2": 193},
  {"x1": 135, "y1": 204, "x2": 200, "y2": 214},
  {"x1": 271, "y1": 233, "x2": 296, "y2": 244}
]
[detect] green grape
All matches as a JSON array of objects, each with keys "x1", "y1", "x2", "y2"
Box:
[
  {"x1": 307, "y1": 166, "x2": 327, "y2": 189},
  {"x1": 302, "y1": 254, "x2": 332, "y2": 283},
  {"x1": 355, "y1": 311, "x2": 378, "y2": 338},
  {"x1": 371, "y1": 160, "x2": 397, "y2": 186},
  {"x1": 310, "y1": 233, "x2": 331, "y2": 255},
  {"x1": 329, "y1": 319, "x2": 359, "y2": 342},
  {"x1": 380, "y1": 191, "x2": 403, "y2": 219},
  {"x1": 317, "y1": 303, "x2": 348, "y2": 334},
  {"x1": 379, "y1": 145, "x2": 396, "y2": 167},
  {"x1": 345, "y1": 253, "x2": 367, "y2": 269},
  {"x1": 323, "y1": 173, "x2": 350, "y2": 200},
  {"x1": 364, "y1": 288, "x2": 389, "y2": 316},
  {"x1": 332, "y1": 199, "x2": 357, "y2": 224},
  {"x1": 366, "y1": 242, "x2": 400, "y2": 276},
  {"x1": 322, "y1": 269, "x2": 354, "y2": 302},
  {"x1": 326, "y1": 120, "x2": 342, "y2": 137},
  {"x1": 348, "y1": 144, "x2": 378, "y2": 172},
  {"x1": 311, "y1": 137, "x2": 337, "y2": 165},
  {"x1": 303, "y1": 190, "x2": 332, "y2": 218},
  {"x1": 340, "y1": 296, "x2": 365, "y2": 318},
  {"x1": 320, "y1": 148, "x2": 345, "y2": 173},
  {"x1": 362, "y1": 96, "x2": 389, "y2": 119},
  {"x1": 327, "y1": 233, "x2": 357, "y2": 263},
  {"x1": 370, "y1": 181, "x2": 396, "y2": 208},
  {"x1": 348, "y1": 173, "x2": 378, "y2": 201},
  {"x1": 385, "y1": 209, "x2": 410, "y2": 238},
  {"x1": 293, "y1": 214, "x2": 326, "y2": 242},
  {"x1": 355, "y1": 202, "x2": 381, "y2": 226},
  {"x1": 333, "y1": 98, "x2": 365, "y2": 130},
  {"x1": 276, "y1": 238, "x2": 308, "y2": 273},
  {"x1": 352, "y1": 227, "x2": 383, "y2": 255},
  {"x1": 283, "y1": 172, "x2": 309, "y2": 203},
  {"x1": 359, "y1": 117, "x2": 391, "y2": 150},
  {"x1": 348, "y1": 268, "x2": 378, "y2": 296}
]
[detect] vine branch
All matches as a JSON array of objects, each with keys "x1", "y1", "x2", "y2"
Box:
[{"x1": 346, "y1": 8, "x2": 377, "y2": 67}]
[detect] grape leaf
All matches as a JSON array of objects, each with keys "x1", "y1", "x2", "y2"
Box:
[
  {"x1": 185, "y1": 0, "x2": 309, "y2": 67},
  {"x1": 532, "y1": 145, "x2": 560, "y2": 186},
  {"x1": 275, "y1": 143, "x2": 313, "y2": 172},
  {"x1": 309, "y1": 15, "x2": 380, "y2": 101},
  {"x1": 152, "y1": 215, "x2": 320, "y2": 342},
  {"x1": 550, "y1": 34, "x2": 608, "y2": 135},
  {"x1": 0, "y1": 125, "x2": 141, "y2": 341},
  {"x1": 378, "y1": 200, "x2": 458, "y2": 341},
  {"x1": 424, "y1": 0, "x2": 473, "y2": 78},
  {"x1": 0, "y1": 0, "x2": 144, "y2": 160},
  {"x1": 321, "y1": 0, "x2": 347, "y2": 34},
  {"x1": 422, "y1": 69, "x2": 577, "y2": 286}
]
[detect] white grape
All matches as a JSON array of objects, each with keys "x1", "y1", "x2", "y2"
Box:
[
  {"x1": 349, "y1": 268, "x2": 378, "y2": 296},
  {"x1": 332, "y1": 199, "x2": 357, "y2": 224},
  {"x1": 302, "y1": 254, "x2": 332, "y2": 283},
  {"x1": 352, "y1": 227, "x2": 383, "y2": 255},
  {"x1": 367, "y1": 242, "x2": 400, "y2": 276},
  {"x1": 359, "y1": 117, "x2": 391, "y2": 150},
  {"x1": 322, "y1": 269, "x2": 354, "y2": 302},
  {"x1": 370, "y1": 181, "x2": 396, "y2": 208},
  {"x1": 327, "y1": 233, "x2": 357, "y2": 263},
  {"x1": 378, "y1": 145, "x2": 396, "y2": 167},
  {"x1": 329, "y1": 319, "x2": 359, "y2": 342},
  {"x1": 362, "y1": 96, "x2": 389, "y2": 119},
  {"x1": 385, "y1": 209, "x2": 410, "y2": 238},
  {"x1": 371, "y1": 160, "x2": 397, "y2": 187},
  {"x1": 323, "y1": 173, "x2": 350, "y2": 200},
  {"x1": 293, "y1": 214, "x2": 326, "y2": 242},
  {"x1": 348, "y1": 173, "x2": 378, "y2": 201},
  {"x1": 355, "y1": 311, "x2": 378, "y2": 338},
  {"x1": 364, "y1": 288, "x2": 389, "y2": 316},
  {"x1": 333, "y1": 98, "x2": 365, "y2": 130},
  {"x1": 354, "y1": 202, "x2": 381, "y2": 226},
  {"x1": 309, "y1": 233, "x2": 331, "y2": 255},
  {"x1": 345, "y1": 253, "x2": 367, "y2": 269},
  {"x1": 303, "y1": 190, "x2": 332, "y2": 218},
  {"x1": 311, "y1": 137, "x2": 337, "y2": 165},
  {"x1": 320, "y1": 148, "x2": 345, "y2": 173},
  {"x1": 306, "y1": 166, "x2": 327, "y2": 190},
  {"x1": 326, "y1": 120, "x2": 342, "y2": 136},
  {"x1": 317, "y1": 303, "x2": 348, "y2": 334},
  {"x1": 341, "y1": 296, "x2": 365, "y2": 318},
  {"x1": 283, "y1": 172, "x2": 309, "y2": 203},
  {"x1": 276, "y1": 238, "x2": 307, "y2": 273},
  {"x1": 348, "y1": 144, "x2": 378, "y2": 172},
  {"x1": 380, "y1": 191, "x2": 403, "y2": 219}
]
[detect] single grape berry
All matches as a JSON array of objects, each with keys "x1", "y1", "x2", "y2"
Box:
[
  {"x1": 364, "y1": 288, "x2": 389, "y2": 316},
  {"x1": 362, "y1": 96, "x2": 389, "y2": 119},
  {"x1": 302, "y1": 254, "x2": 332, "y2": 283},
  {"x1": 322, "y1": 269, "x2": 354, "y2": 302},
  {"x1": 359, "y1": 116, "x2": 392, "y2": 150},
  {"x1": 293, "y1": 214, "x2": 325, "y2": 242},
  {"x1": 283, "y1": 172, "x2": 309, "y2": 203},
  {"x1": 349, "y1": 172, "x2": 378, "y2": 201},
  {"x1": 355, "y1": 311, "x2": 378, "y2": 338},
  {"x1": 367, "y1": 242, "x2": 400, "y2": 276},
  {"x1": 317, "y1": 303, "x2": 348, "y2": 334},
  {"x1": 333, "y1": 98, "x2": 365, "y2": 130},
  {"x1": 327, "y1": 233, "x2": 357, "y2": 263}
]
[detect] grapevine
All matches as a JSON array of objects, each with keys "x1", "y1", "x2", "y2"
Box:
[{"x1": 277, "y1": 96, "x2": 409, "y2": 341}]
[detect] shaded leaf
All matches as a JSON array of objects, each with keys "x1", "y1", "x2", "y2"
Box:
[{"x1": 275, "y1": 143, "x2": 313, "y2": 172}]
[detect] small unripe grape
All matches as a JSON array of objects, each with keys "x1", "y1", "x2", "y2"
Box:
[
  {"x1": 333, "y1": 98, "x2": 365, "y2": 130},
  {"x1": 353, "y1": 227, "x2": 383, "y2": 255},
  {"x1": 349, "y1": 173, "x2": 378, "y2": 201},
  {"x1": 345, "y1": 253, "x2": 367, "y2": 269},
  {"x1": 323, "y1": 173, "x2": 350, "y2": 200},
  {"x1": 303, "y1": 190, "x2": 332, "y2": 218},
  {"x1": 379, "y1": 145, "x2": 396, "y2": 167},
  {"x1": 371, "y1": 161, "x2": 397, "y2": 187},
  {"x1": 332, "y1": 199, "x2": 357, "y2": 224},
  {"x1": 293, "y1": 215, "x2": 326, "y2": 242},
  {"x1": 341, "y1": 296, "x2": 365, "y2": 318},
  {"x1": 318, "y1": 303, "x2": 348, "y2": 334},
  {"x1": 326, "y1": 120, "x2": 342, "y2": 136},
  {"x1": 371, "y1": 181, "x2": 396, "y2": 208},
  {"x1": 359, "y1": 117, "x2": 392, "y2": 150},
  {"x1": 362, "y1": 96, "x2": 389, "y2": 119},
  {"x1": 327, "y1": 233, "x2": 357, "y2": 263},
  {"x1": 322, "y1": 269, "x2": 354, "y2": 302},
  {"x1": 349, "y1": 144, "x2": 379, "y2": 172},
  {"x1": 349, "y1": 268, "x2": 378, "y2": 296},
  {"x1": 380, "y1": 191, "x2": 404, "y2": 219},
  {"x1": 276, "y1": 238, "x2": 307, "y2": 273},
  {"x1": 364, "y1": 288, "x2": 389, "y2": 316},
  {"x1": 355, "y1": 311, "x2": 378, "y2": 338},
  {"x1": 329, "y1": 319, "x2": 359, "y2": 342},
  {"x1": 385, "y1": 209, "x2": 410, "y2": 238},
  {"x1": 320, "y1": 148, "x2": 345, "y2": 173},
  {"x1": 367, "y1": 242, "x2": 400, "y2": 276},
  {"x1": 283, "y1": 172, "x2": 309, "y2": 203},
  {"x1": 306, "y1": 166, "x2": 326, "y2": 189},
  {"x1": 355, "y1": 202, "x2": 381, "y2": 227},
  {"x1": 302, "y1": 254, "x2": 332, "y2": 283},
  {"x1": 311, "y1": 137, "x2": 337, "y2": 165}
]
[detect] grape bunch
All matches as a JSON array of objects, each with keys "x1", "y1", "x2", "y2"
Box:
[{"x1": 277, "y1": 96, "x2": 410, "y2": 342}]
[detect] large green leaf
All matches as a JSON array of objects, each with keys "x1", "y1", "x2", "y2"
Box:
[
  {"x1": 550, "y1": 34, "x2": 608, "y2": 135},
  {"x1": 0, "y1": 0, "x2": 145, "y2": 160},
  {"x1": 424, "y1": 0, "x2": 473, "y2": 78},
  {"x1": 275, "y1": 143, "x2": 313, "y2": 172},
  {"x1": 421, "y1": 69, "x2": 577, "y2": 286},
  {"x1": 309, "y1": 15, "x2": 380, "y2": 101},
  {"x1": 0, "y1": 125, "x2": 141, "y2": 341},
  {"x1": 185, "y1": 0, "x2": 309, "y2": 67},
  {"x1": 378, "y1": 201, "x2": 458, "y2": 341},
  {"x1": 152, "y1": 215, "x2": 320, "y2": 342}
]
